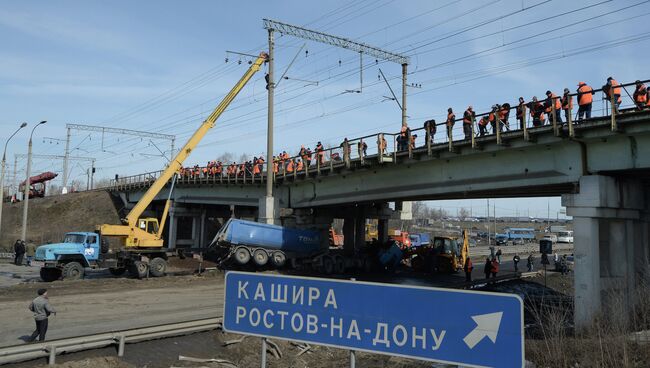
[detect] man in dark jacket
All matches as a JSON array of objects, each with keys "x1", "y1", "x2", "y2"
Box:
[
  {"x1": 28, "y1": 288, "x2": 56, "y2": 342},
  {"x1": 483, "y1": 257, "x2": 492, "y2": 279},
  {"x1": 14, "y1": 240, "x2": 25, "y2": 266}
]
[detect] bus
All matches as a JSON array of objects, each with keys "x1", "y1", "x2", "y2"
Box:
[{"x1": 557, "y1": 230, "x2": 574, "y2": 243}]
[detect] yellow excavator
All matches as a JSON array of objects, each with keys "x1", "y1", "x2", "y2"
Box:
[
  {"x1": 408, "y1": 230, "x2": 469, "y2": 274},
  {"x1": 33, "y1": 52, "x2": 268, "y2": 281}
]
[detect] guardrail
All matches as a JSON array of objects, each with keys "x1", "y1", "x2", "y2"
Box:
[
  {"x1": 107, "y1": 78, "x2": 650, "y2": 191},
  {"x1": 0, "y1": 317, "x2": 222, "y2": 366}
]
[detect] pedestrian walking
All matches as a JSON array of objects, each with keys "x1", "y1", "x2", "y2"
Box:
[
  {"x1": 527, "y1": 254, "x2": 535, "y2": 272},
  {"x1": 25, "y1": 242, "x2": 36, "y2": 266},
  {"x1": 513, "y1": 254, "x2": 520, "y2": 272},
  {"x1": 464, "y1": 257, "x2": 473, "y2": 282},
  {"x1": 27, "y1": 288, "x2": 56, "y2": 342},
  {"x1": 483, "y1": 257, "x2": 492, "y2": 279},
  {"x1": 495, "y1": 248, "x2": 502, "y2": 263},
  {"x1": 490, "y1": 257, "x2": 499, "y2": 278}
]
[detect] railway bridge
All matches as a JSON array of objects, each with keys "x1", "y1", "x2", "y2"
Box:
[{"x1": 109, "y1": 108, "x2": 650, "y2": 329}]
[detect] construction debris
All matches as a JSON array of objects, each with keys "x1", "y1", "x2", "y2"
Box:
[
  {"x1": 177, "y1": 355, "x2": 238, "y2": 368},
  {"x1": 266, "y1": 339, "x2": 283, "y2": 359},
  {"x1": 222, "y1": 335, "x2": 247, "y2": 346}
]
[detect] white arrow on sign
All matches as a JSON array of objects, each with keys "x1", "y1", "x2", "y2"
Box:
[{"x1": 463, "y1": 312, "x2": 503, "y2": 349}]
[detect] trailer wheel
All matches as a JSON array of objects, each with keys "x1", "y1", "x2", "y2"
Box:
[
  {"x1": 62, "y1": 262, "x2": 84, "y2": 280},
  {"x1": 109, "y1": 268, "x2": 126, "y2": 276},
  {"x1": 270, "y1": 251, "x2": 286, "y2": 268},
  {"x1": 149, "y1": 257, "x2": 167, "y2": 277},
  {"x1": 253, "y1": 249, "x2": 269, "y2": 266},
  {"x1": 334, "y1": 255, "x2": 345, "y2": 274},
  {"x1": 129, "y1": 261, "x2": 148, "y2": 279},
  {"x1": 40, "y1": 268, "x2": 61, "y2": 282},
  {"x1": 234, "y1": 247, "x2": 251, "y2": 265},
  {"x1": 322, "y1": 255, "x2": 334, "y2": 275}
]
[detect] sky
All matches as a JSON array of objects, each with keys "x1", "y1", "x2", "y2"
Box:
[{"x1": 1, "y1": 0, "x2": 648, "y2": 217}]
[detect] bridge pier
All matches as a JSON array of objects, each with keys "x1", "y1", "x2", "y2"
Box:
[{"x1": 562, "y1": 175, "x2": 650, "y2": 330}]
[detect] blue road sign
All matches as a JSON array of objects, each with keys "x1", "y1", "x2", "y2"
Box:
[{"x1": 223, "y1": 271, "x2": 524, "y2": 368}]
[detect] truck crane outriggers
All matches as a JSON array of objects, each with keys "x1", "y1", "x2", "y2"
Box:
[{"x1": 33, "y1": 52, "x2": 268, "y2": 281}]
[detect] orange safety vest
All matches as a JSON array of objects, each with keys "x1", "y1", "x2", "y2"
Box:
[
  {"x1": 610, "y1": 79, "x2": 621, "y2": 96},
  {"x1": 296, "y1": 160, "x2": 304, "y2": 171},
  {"x1": 634, "y1": 84, "x2": 648, "y2": 105},
  {"x1": 578, "y1": 85, "x2": 593, "y2": 105},
  {"x1": 463, "y1": 109, "x2": 473, "y2": 124},
  {"x1": 286, "y1": 160, "x2": 294, "y2": 173},
  {"x1": 447, "y1": 112, "x2": 455, "y2": 126},
  {"x1": 478, "y1": 117, "x2": 488, "y2": 126},
  {"x1": 488, "y1": 112, "x2": 495, "y2": 123},
  {"x1": 498, "y1": 108, "x2": 508, "y2": 121}
]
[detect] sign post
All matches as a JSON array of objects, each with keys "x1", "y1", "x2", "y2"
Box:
[{"x1": 224, "y1": 272, "x2": 525, "y2": 368}]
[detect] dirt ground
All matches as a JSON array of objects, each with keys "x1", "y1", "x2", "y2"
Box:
[{"x1": 0, "y1": 191, "x2": 121, "y2": 250}]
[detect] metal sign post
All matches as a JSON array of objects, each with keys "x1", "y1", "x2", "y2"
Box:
[{"x1": 224, "y1": 272, "x2": 525, "y2": 368}]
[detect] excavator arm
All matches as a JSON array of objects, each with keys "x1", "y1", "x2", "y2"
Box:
[{"x1": 100, "y1": 52, "x2": 268, "y2": 247}]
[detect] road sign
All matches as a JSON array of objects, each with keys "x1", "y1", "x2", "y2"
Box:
[{"x1": 223, "y1": 272, "x2": 524, "y2": 368}]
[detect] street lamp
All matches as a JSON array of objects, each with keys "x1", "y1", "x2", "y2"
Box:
[
  {"x1": 0, "y1": 122, "x2": 27, "y2": 241},
  {"x1": 21, "y1": 120, "x2": 46, "y2": 242}
]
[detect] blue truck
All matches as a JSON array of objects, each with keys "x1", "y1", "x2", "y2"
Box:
[
  {"x1": 495, "y1": 228, "x2": 536, "y2": 245},
  {"x1": 210, "y1": 218, "x2": 370, "y2": 274},
  {"x1": 33, "y1": 231, "x2": 168, "y2": 281}
]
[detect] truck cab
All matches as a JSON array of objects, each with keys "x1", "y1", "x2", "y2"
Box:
[{"x1": 34, "y1": 232, "x2": 109, "y2": 281}]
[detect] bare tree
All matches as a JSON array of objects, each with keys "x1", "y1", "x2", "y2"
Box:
[{"x1": 458, "y1": 207, "x2": 471, "y2": 221}]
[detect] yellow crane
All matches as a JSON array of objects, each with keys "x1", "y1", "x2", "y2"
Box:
[{"x1": 100, "y1": 52, "x2": 268, "y2": 249}]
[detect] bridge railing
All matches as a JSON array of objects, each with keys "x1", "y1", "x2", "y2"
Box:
[{"x1": 110, "y1": 78, "x2": 649, "y2": 191}]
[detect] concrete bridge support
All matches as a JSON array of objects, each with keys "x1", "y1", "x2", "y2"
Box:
[{"x1": 562, "y1": 175, "x2": 650, "y2": 329}]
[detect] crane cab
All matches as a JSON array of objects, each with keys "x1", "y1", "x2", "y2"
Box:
[{"x1": 138, "y1": 218, "x2": 160, "y2": 235}]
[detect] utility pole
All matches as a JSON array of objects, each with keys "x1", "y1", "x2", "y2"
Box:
[
  {"x1": 261, "y1": 26, "x2": 276, "y2": 224},
  {"x1": 402, "y1": 63, "x2": 408, "y2": 127},
  {"x1": 0, "y1": 122, "x2": 27, "y2": 240},
  {"x1": 63, "y1": 127, "x2": 70, "y2": 190},
  {"x1": 486, "y1": 199, "x2": 490, "y2": 245},
  {"x1": 22, "y1": 121, "x2": 47, "y2": 242}
]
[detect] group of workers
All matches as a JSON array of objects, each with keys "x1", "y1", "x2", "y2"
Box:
[
  {"x1": 435, "y1": 77, "x2": 650, "y2": 141},
  {"x1": 177, "y1": 77, "x2": 648, "y2": 179}
]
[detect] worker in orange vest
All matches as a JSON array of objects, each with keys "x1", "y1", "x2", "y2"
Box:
[
  {"x1": 561, "y1": 88, "x2": 573, "y2": 123},
  {"x1": 378, "y1": 135, "x2": 387, "y2": 154},
  {"x1": 545, "y1": 90, "x2": 563, "y2": 124},
  {"x1": 604, "y1": 77, "x2": 622, "y2": 113},
  {"x1": 462, "y1": 106, "x2": 474, "y2": 140},
  {"x1": 424, "y1": 119, "x2": 436, "y2": 145},
  {"x1": 286, "y1": 159, "x2": 294, "y2": 173},
  {"x1": 499, "y1": 103, "x2": 510, "y2": 131},
  {"x1": 576, "y1": 82, "x2": 594, "y2": 121},
  {"x1": 488, "y1": 105, "x2": 497, "y2": 133},
  {"x1": 633, "y1": 80, "x2": 648, "y2": 110},
  {"x1": 315, "y1": 142, "x2": 325, "y2": 165},
  {"x1": 296, "y1": 158, "x2": 304, "y2": 171},
  {"x1": 446, "y1": 108, "x2": 455, "y2": 142},
  {"x1": 478, "y1": 115, "x2": 489, "y2": 137}
]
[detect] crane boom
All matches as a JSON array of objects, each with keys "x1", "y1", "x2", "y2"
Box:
[{"x1": 100, "y1": 52, "x2": 268, "y2": 247}]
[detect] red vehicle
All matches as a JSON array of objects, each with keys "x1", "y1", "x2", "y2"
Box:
[
  {"x1": 19, "y1": 171, "x2": 58, "y2": 198},
  {"x1": 389, "y1": 229, "x2": 411, "y2": 249}
]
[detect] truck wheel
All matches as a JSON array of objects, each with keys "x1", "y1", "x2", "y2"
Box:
[
  {"x1": 109, "y1": 268, "x2": 126, "y2": 276},
  {"x1": 149, "y1": 257, "x2": 167, "y2": 277},
  {"x1": 253, "y1": 249, "x2": 269, "y2": 266},
  {"x1": 62, "y1": 262, "x2": 84, "y2": 280},
  {"x1": 234, "y1": 247, "x2": 251, "y2": 265},
  {"x1": 270, "y1": 251, "x2": 286, "y2": 268},
  {"x1": 322, "y1": 255, "x2": 334, "y2": 275},
  {"x1": 40, "y1": 268, "x2": 62, "y2": 282},
  {"x1": 334, "y1": 255, "x2": 345, "y2": 274},
  {"x1": 129, "y1": 261, "x2": 148, "y2": 279}
]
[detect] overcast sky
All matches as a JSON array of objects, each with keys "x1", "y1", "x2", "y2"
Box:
[{"x1": 1, "y1": 0, "x2": 648, "y2": 217}]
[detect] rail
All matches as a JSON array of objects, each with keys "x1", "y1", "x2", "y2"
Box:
[
  {"x1": 0, "y1": 317, "x2": 222, "y2": 365},
  {"x1": 105, "y1": 78, "x2": 650, "y2": 191}
]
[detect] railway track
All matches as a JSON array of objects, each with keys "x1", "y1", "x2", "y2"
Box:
[{"x1": 0, "y1": 317, "x2": 222, "y2": 366}]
